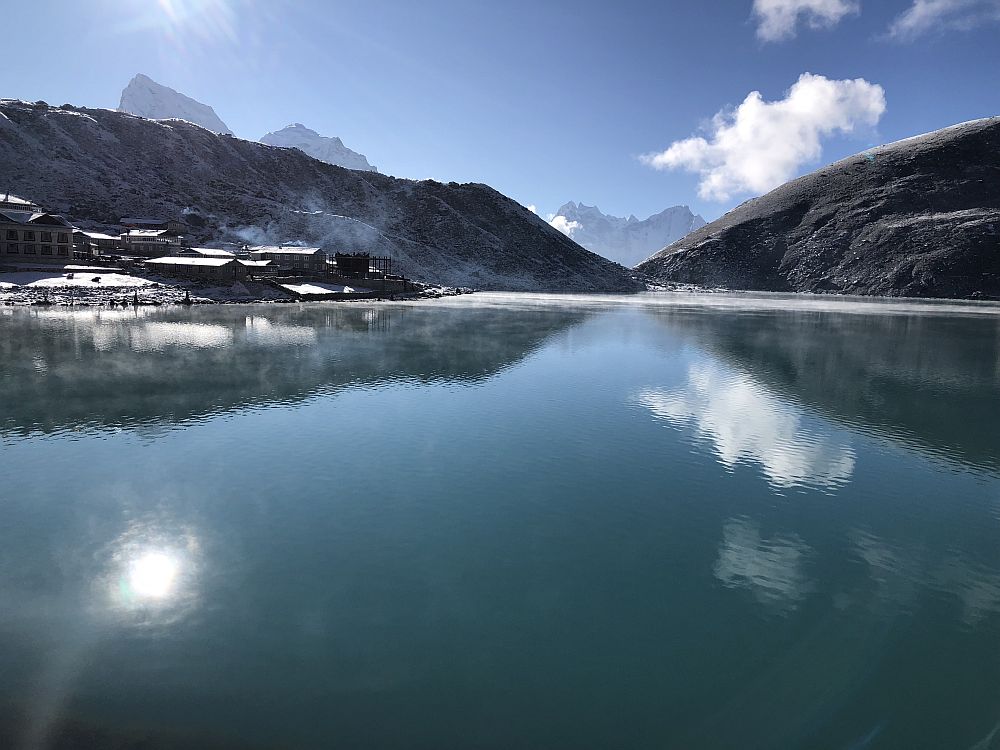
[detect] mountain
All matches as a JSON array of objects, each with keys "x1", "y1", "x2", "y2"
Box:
[
  {"x1": 260, "y1": 123, "x2": 375, "y2": 172},
  {"x1": 637, "y1": 118, "x2": 1000, "y2": 299},
  {"x1": 118, "y1": 77, "x2": 374, "y2": 171},
  {"x1": 552, "y1": 202, "x2": 705, "y2": 268},
  {"x1": 118, "y1": 73, "x2": 232, "y2": 135},
  {"x1": 0, "y1": 100, "x2": 641, "y2": 292}
]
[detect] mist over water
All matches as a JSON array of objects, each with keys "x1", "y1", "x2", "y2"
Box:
[{"x1": 1, "y1": 293, "x2": 999, "y2": 749}]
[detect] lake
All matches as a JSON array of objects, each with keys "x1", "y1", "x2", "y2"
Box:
[{"x1": 1, "y1": 292, "x2": 999, "y2": 750}]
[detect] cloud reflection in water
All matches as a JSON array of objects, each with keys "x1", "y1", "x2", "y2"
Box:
[
  {"x1": 714, "y1": 518, "x2": 813, "y2": 610},
  {"x1": 635, "y1": 363, "x2": 855, "y2": 490}
]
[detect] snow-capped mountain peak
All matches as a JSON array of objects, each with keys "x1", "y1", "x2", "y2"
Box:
[
  {"x1": 118, "y1": 74, "x2": 232, "y2": 135},
  {"x1": 550, "y1": 202, "x2": 706, "y2": 268},
  {"x1": 259, "y1": 123, "x2": 375, "y2": 172}
]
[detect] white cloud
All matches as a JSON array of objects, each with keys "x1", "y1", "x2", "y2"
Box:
[
  {"x1": 753, "y1": 0, "x2": 860, "y2": 41},
  {"x1": 548, "y1": 214, "x2": 581, "y2": 238},
  {"x1": 523, "y1": 204, "x2": 583, "y2": 239},
  {"x1": 641, "y1": 73, "x2": 885, "y2": 201},
  {"x1": 888, "y1": 0, "x2": 1000, "y2": 39},
  {"x1": 634, "y1": 362, "x2": 855, "y2": 489}
]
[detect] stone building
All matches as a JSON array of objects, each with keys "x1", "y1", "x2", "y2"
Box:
[
  {"x1": 1, "y1": 195, "x2": 74, "y2": 264},
  {"x1": 121, "y1": 229, "x2": 184, "y2": 257},
  {"x1": 248, "y1": 246, "x2": 327, "y2": 273},
  {"x1": 145, "y1": 256, "x2": 249, "y2": 282}
]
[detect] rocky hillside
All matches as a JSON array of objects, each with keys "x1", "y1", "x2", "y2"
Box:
[
  {"x1": 638, "y1": 118, "x2": 1000, "y2": 299},
  {"x1": 0, "y1": 100, "x2": 640, "y2": 291}
]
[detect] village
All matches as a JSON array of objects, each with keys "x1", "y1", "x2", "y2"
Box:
[{"x1": 0, "y1": 194, "x2": 462, "y2": 305}]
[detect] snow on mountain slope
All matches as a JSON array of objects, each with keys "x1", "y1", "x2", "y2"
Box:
[
  {"x1": 260, "y1": 123, "x2": 375, "y2": 172},
  {"x1": 0, "y1": 100, "x2": 642, "y2": 292},
  {"x1": 118, "y1": 74, "x2": 232, "y2": 135},
  {"x1": 550, "y1": 202, "x2": 706, "y2": 268}
]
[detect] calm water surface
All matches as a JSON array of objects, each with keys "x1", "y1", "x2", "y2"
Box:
[{"x1": 1, "y1": 292, "x2": 999, "y2": 749}]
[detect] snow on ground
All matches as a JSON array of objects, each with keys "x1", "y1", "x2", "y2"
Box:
[
  {"x1": 280, "y1": 282, "x2": 372, "y2": 295},
  {"x1": 0, "y1": 271, "x2": 154, "y2": 288}
]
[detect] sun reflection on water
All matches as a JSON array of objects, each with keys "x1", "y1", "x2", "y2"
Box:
[
  {"x1": 101, "y1": 524, "x2": 202, "y2": 624},
  {"x1": 125, "y1": 551, "x2": 181, "y2": 600}
]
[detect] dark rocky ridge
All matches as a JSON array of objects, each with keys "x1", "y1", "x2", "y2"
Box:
[
  {"x1": 638, "y1": 117, "x2": 1000, "y2": 299},
  {"x1": 0, "y1": 100, "x2": 641, "y2": 292}
]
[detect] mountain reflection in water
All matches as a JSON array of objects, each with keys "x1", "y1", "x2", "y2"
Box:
[
  {"x1": 640, "y1": 300, "x2": 1000, "y2": 477},
  {"x1": 0, "y1": 304, "x2": 591, "y2": 436}
]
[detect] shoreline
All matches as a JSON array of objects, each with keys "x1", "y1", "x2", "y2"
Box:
[
  {"x1": 4, "y1": 271, "x2": 995, "y2": 309},
  {"x1": 0, "y1": 274, "x2": 474, "y2": 307}
]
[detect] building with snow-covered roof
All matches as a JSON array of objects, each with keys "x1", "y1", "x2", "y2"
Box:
[
  {"x1": 145, "y1": 255, "x2": 248, "y2": 282},
  {"x1": 237, "y1": 259, "x2": 274, "y2": 276},
  {"x1": 176, "y1": 247, "x2": 235, "y2": 258},
  {"x1": 1, "y1": 197, "x2": 74, "y2": 264},
  {"x1": 74, "y1": 230, "x2": 122, "y2": 257},
  {"x1": 0, "y1": 194, "x2": 41, "y2": 212},
  {"x1": 120, "y1": 216, "x2": 188, "y2": 235},
  {"x1": 249, "y1": 246, "x2": 327, "y2": 273},
  {"x1": 121, "y1": 229, "x2": 183, "y2": 257}
]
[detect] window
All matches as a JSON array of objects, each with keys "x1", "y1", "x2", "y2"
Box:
[
  {"x1": 23, "y1": 230, "x2": 34, "y2": 241},
  {"x1": 40, "y1": 231, "x2": 52, "y2": 242},
  {"x1": 41, "y1": 245, "x2": 53, "y2": 255},
  {"x1": 5, "y1": 243, "x2": 17, "y2": 254},
  {"x1": 24, "y1": 244, "x2": 36, "y2": 254},
  {"x1": 57, "y1": 233, "x2": 68, "y2": 243},
  {"x1": 5, "y1": 230, "x2": 16, "y2": 240},
  {"x1": 57, "y1": 246, "x2": 68, "y2": 256}
]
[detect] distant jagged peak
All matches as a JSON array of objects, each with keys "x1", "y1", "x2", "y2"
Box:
[
  {"x1": 259, "y1": 123, "x2": 375, "y2": 172},
  {"x1": 118, "y1": 73, "x2": 232, "y2": 135},
  {"x1": 549, "y1": 201, "x2": 707, "y2": 268}
]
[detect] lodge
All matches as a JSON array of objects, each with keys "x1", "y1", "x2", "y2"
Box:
[
  {"x1": 1, "y1": 195, "x2": 74, "y2": 263},
  {"x1": 248, "y1": 246, "x2": 327, "y2": 273},
  {"x1": 120, "y1": 216, "x2": 188, "y2": 235},
  {"x1": 145, "y1": 256, "x2": 250, "y2": 282},
  {"x1": 74, "y1": 230, "x2": 122, "y2": 258},
  {"x1": 121, "y1": 229, "x2": 184, "y2": 257},
  {"x1": 2, "y1": 194, "x2": 406, "y2": 295}
]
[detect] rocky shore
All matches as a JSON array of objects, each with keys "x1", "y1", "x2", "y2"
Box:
[{"x1": 0, "y1": 271, "x2": 474, "y2": 307}]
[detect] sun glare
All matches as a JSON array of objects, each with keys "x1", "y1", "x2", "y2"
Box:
[{"x1": 128, "y1": 551, "x2": 180, "y2": 599}]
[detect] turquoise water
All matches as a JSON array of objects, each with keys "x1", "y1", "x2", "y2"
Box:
[{"x1": 1, "y1": 292, "x2": 999, "y2": 749}]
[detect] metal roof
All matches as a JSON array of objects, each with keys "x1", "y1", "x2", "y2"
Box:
[
  {"x1": 249, "y1": 246, "x2": 325, "y2": 255},
  {"x1": 146, "y1": 256, "x2": 236, "y2": 267},
  {"x1": 124, "y1": 229, "x2": 174, "y2": 237},
  {"x1": 0, "y1": 209, "x2": 73, "y2": 227},
  {"x1": 0, "y1": 195, "x2": 39, "y2": 211},
  {"x1": 185, "y1": 247, "x2": 235, "y2": 257}
]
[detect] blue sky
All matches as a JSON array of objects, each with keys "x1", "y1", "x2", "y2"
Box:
[{"x1": 1, "y1": 0, "x2": 999, "y2": 222}]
